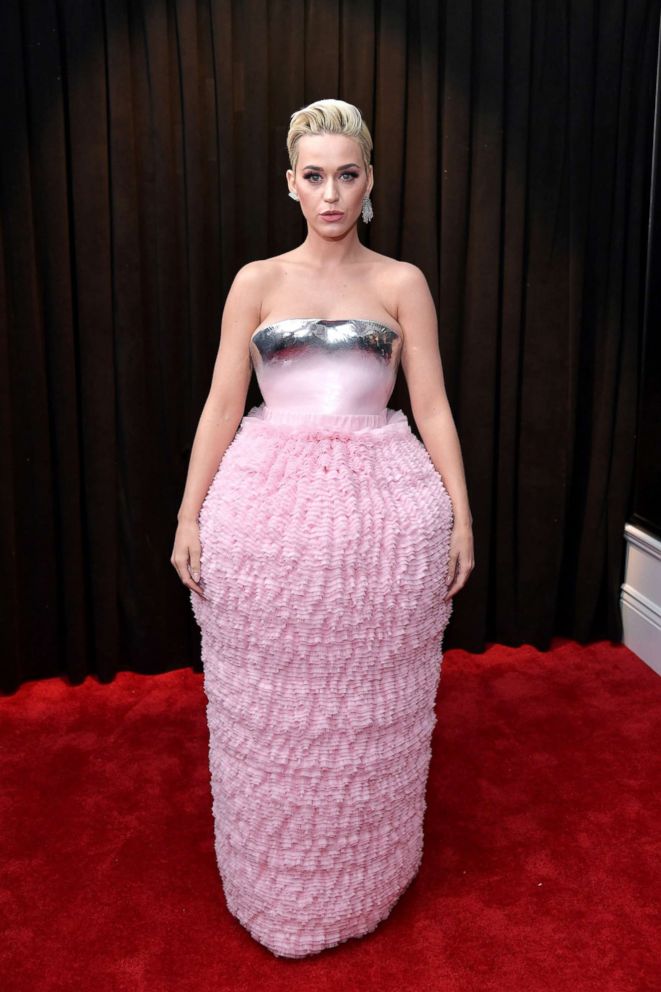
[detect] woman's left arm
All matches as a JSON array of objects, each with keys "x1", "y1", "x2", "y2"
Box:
[{"x1": 395, "y1": 262, "x2": 475, "y2": 600}]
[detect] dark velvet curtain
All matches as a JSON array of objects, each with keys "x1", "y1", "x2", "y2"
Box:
[{"x1": 1, "y1": 0, "x2": 658, "y2": 694}]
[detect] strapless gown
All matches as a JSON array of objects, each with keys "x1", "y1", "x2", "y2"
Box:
[{"x1": 190, "y1": 318, "x2": 454, "y2": 958}]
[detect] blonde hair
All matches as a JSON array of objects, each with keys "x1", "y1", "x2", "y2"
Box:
[{"x1": 287, "y1": 99, "x2": 373, "y2": 172}]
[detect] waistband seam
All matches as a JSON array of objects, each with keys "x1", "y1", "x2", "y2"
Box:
[{"x1": 256, "y1": 404, "x2": 389, "y2": 429}]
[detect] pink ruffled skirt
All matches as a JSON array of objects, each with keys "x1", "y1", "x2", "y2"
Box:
[{"x1": 190, "y1": 403, "x2": 454, "y2": 958}]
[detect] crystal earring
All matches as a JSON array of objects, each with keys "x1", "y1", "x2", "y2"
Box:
[
  {"x1": 361, "y1": 194, "x2": 374, "y2": 223},
  {"x1": 288, "y1": 190, "x2": 300, "y2": 201}
]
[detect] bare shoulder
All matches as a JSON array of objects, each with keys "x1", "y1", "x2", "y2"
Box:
[
  {"x1": 231, "y1": 257, "x2": 271, "y2": 287},
  {"x1": 234, "y1": 253, "x2": 295, "y2": 289},
  {"x1": 389, "y1": 261, "x2": 437, "y2": 349},
  {"x1": 363, "y1": 248, "x2": 403, "y2": 271},
  {"x1": 389, "y1": 259, "x2": 429, "y2": 291},
  {"x1": 229, "y1": 257, "x2": 282, "y2": 314},
  {"x1": 370, "y1": 253, "x2": 429, "y2": 293},
  {"x1": 371, "y1": 257, "x2": 431, "y2": 326}
]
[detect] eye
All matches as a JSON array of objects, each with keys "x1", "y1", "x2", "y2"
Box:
[{"x1": 303, "y1": 171, "x2": 360, "y2": 182}]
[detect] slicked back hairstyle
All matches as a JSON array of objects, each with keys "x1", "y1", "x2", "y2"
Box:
[{"x1": 287, "y1": 99, "x2": 373, "y2": 173}]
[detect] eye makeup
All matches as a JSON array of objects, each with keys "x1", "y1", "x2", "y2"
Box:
[{"x1": 303, "y1": 170, "x2": 360, "y2": 182}]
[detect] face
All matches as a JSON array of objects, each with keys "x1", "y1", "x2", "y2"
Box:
[{"x1": 287, "y1": 133, "x2": 373, "y2": 232}]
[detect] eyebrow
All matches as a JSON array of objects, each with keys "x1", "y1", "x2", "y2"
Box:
[{"x1": 300, "y1": 163, "x2": 362, "y2": 170}]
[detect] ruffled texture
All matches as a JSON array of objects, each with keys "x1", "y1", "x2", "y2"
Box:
[{"x1": 190, "y1": 403, "x2": 454, "y2": 958}]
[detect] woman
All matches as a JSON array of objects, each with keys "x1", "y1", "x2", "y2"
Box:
[{"x1": 171, "y1": 98, "x2": 474, "y2": 958}]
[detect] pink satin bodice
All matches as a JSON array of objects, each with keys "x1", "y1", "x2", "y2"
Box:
[{"x1": 249, "y1": 318, "x2": 402, "y2": 416}]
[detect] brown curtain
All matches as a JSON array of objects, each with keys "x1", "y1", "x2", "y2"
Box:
[{"x1": 1, "y1": 0, "x2": 658, "y2": 693}]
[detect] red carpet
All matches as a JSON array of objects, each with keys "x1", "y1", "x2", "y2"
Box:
[{"x1": 1, "y1": 638, "x2": 659, "y2": 992}]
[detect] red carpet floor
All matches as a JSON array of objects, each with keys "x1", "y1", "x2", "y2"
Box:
[{"x1": 1, "y1": 638, "x2": 659, "y2": 992}]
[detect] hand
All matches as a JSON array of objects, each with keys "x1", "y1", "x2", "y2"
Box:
[
  {"x1": 444, "y1": 521, "x2": 474, "y2": 601},
  {"x1": 171, "y1": 518, "x2": 207, "y2": 599}
]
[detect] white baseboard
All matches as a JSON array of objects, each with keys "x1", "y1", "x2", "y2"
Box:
[{"x1": 620, "y1": 523, "x2": 661, "y2": 676}]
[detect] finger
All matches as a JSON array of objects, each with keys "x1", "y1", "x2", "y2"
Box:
[
  {"x1": 444, "y1": 570, "x2": 463, "y2": 599},
  {"x1": 173, "y1": 558, "x2": 189, "y2": 584},
  {"x1": 444, "y1": 566, "x2": 473, "y2": 601},
  {"x1": 446, "y1": 553, "x2": 458, "y2": 586},
  {"x1": 188, "y1": 558, "x2": 201, "y2": 583},
  {"x1": 443, "y1": 575, "x2": 457, "y2": 601},
  {"x1": 174, "y1": 557, "x2": 200, "y2": 591},
  {"x1": 186, "y1": 578, "x2": 207, "y2": 600}
]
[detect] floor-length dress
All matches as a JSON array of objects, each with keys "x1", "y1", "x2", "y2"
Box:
[{"x1": 190, "y1": 318, "x2": 454, "y2": 958}]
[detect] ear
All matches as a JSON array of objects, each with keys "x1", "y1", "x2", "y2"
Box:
[
  {"x1": 367, "y1": 164, "x2": 374, "y2": 197},
  {"x1": 286, "y1": 168, "x2": 296, "y2": 195}
]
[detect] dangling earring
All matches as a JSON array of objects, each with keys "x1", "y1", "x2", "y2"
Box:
[
  {"x1": 361, "y1": 194, "x2": 374, "y2": 223},
  {"x1": 288, "y1": 190, "x2": 300, "y2": 201}
]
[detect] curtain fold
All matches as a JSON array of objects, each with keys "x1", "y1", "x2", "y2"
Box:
[{"x1": 1, "y1": 0, "x2": 658, "y2": 693}]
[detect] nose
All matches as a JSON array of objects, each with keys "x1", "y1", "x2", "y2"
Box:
[{"x1": 323, "y1": 178, "x2": 340, "y2": 202}]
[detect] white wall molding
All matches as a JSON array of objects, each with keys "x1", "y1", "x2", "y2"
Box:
[{"x1": 621, "y1": 523, "x2": 661, "y2": 676}]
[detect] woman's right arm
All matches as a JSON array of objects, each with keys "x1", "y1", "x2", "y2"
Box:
[{"x1": 171, "y1": 261, "x2": 264, "y2": 597}]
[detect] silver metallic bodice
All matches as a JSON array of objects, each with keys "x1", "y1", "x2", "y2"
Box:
[{"x1": 249, "y1": 318, "x2": 402, "y2": 416}]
